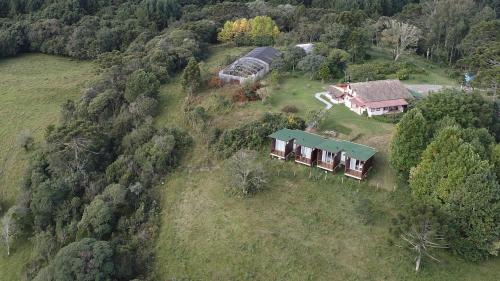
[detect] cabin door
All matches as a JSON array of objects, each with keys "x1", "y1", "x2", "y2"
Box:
[{"x1": 349, "y1": 158, "x2": 357, "y2": 170}]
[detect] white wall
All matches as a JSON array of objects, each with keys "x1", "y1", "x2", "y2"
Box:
[{"x1": 367, "y1": 105, "x2": 404, "y2": 117}]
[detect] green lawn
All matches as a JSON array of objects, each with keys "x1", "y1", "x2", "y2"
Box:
[
  {"x1": 0, "y1": 54, "x2": 94, "y2": 281},
  {"x1": 153, "y1": 157, "x2": 499, "y2": 281},
  {"x1": 152, "y1": 45, "x2": 499, "y2": 280},
  {"x1": 0, "y1": 54, "x2": 94, "y2": 206},
  {"x1": 362, "y1": 47, "x2": 458, "y2": 86},
  {"x1": 252, "y1": 75, "x2": 326, "y2": 118}
]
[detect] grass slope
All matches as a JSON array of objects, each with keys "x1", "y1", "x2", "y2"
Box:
[
  {"x1": 0, "y1": 54, "x2": 94, "y2": 206},
  {"x1": 153, "y1": 45, "x2": 499, "y2": 280},
  {"x1": 0, "y1": 54, "x2": 94, "y2": 281}
]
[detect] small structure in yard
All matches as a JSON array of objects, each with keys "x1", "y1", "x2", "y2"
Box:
[
  {"x1": 269, "y1": 129, "x2": 377, "y2": 180},
  {"x1": 219, "y1": 47, "x2": 281, "y2": 84},
  {"x1": 295, "y1": 43, "x2": 314, "y2": 54},
  {"x1": 327, "y1": 80, "x2": 413, "y2": 117}
]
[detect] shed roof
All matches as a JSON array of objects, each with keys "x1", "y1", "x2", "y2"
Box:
[
  {"x1": 291, "y1": 130, "x2": 327, "y2": 147},
  {"x1": 350, "y1": 80, "x2": 413, "y2": 103},
  {"x1": 269, "y1": 129, "x2": 377, "y2": 161},
  {"x1": 244, "y1": 47, "x2": 281, "y2": 65},
  {"x1": 269, "y1": 128, "x2": 296, "y2": 141},
  {"x1": 340, "y1": 141, "x2": 377, "y2": 161}
]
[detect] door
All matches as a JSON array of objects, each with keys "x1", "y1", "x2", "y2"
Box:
[{"x1": 349, "y1": 158, "x2": 357, "y2": 170}]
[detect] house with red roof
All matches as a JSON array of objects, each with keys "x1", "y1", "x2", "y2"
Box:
[{"x1": 328, "y1": 80, "x2": 413, "y2": 117}]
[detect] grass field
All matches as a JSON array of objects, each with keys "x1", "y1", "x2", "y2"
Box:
[
  {"x1": 0, "y1": 54, "x2": 94, "y2": 206},
  {"x1": 0, "y1": 54, "x2": 94, "y2": 281},
  {"x1": 361, "y1": 47, "x2": 458, "y2": 86},
  {"x1": 152, "y1": 45, "x2": 499, "y2": 280}
]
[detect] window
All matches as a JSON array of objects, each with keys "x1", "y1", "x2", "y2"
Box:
[
  {"x1": 383, "y1": 107, "x2": 388, "y2": 110},
  {"x1": 275, "y1": 140, "x2": 286, "y2": 152},
  {"x1": 300, "y1": 146, "x2": 312, "y2": 158},
  {"x1": 322, "y1": 151, "x2": 334, "y2": 163},
  {"x1": 349, "y1": 158, "x2": 364, "y2": 171},
  {"x1": 376, "y1": 108, "x2": 381, "y2": 111}
]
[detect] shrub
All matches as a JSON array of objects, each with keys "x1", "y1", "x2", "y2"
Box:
[
  {"x1": 396, "y1": 68, "x2": 411, "y2": 80},
  {"x1": 208, "y1": 76, "x2": 223, "y2": 88},
  {"x1": 214, "y1": 112, "x2": 306, "y2": 157},
  {"x1": 281, "y1": 105, "x2": 298, "y2": 114},
  {"x1": 18, "y1": 130, "x2": 34, "y2": 151}
]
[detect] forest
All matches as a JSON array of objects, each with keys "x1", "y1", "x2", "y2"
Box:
[{"x1": 0, "y1": 0, "x2": 498, "y2": 280}]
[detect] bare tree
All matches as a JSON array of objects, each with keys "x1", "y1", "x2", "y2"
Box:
[
  {"x1": 381, "y1": 19, "x2": 421, "y2": 61},
  {"x1": 225, "y1": 150, "x2": 267, "y2": 197},
  {"x1": 391, "y1": 202, "x2": 448, "y2": 272},
  {"x1": 1, "y1": 207, "x2": 19, "y2": 256}
]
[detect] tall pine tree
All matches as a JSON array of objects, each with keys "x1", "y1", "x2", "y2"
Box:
[
  {"x1": 181, "y1": 57, "x2": 201, "y2": 96},
  {"x1": 390, "y1": 108, "x2": 428, "y2": 179}
]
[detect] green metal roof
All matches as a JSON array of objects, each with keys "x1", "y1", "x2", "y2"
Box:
[
  {"x1": 339, "y1": 140, "x2": 377, "y2": 161},
  {"x1": 269, "y1": 129, "x2": 377, "y2": 161},
  {"x1": 290, "y1": 130, "x2": 326, "y2": 147},
  {"x1": 268, "y1": 128, "x2": 296, "y2": 141}
]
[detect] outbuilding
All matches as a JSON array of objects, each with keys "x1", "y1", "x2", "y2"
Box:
[{"x1": 219, "y1": 47, "x2": 281, "y2": 84}]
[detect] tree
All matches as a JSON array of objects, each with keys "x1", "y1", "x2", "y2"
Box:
[
  {"x1": 347, "y1": 27, "x2": 370, "y2": 62},
  {"x1": 1, "y1": 207, "x2": 19, "y2": 256},
  {"x1": 381, "y1": 19, "x2": 421, "y2": 61},
  {"x1": 143, "y1": 0, "x2": 181, "y2": 29},
  {"x1": 390, "y1": 201, "x2": 448, "y2": 272},
  {"x1": 124, "y1": 69, "x2": 160, "y2": 103},
  {"x1": 317, "y1": 62, "x2": 331, "y2": 82},
  {"x1": 410, "y1": 126, "x2": 500, "y2": 261},
  {"x1": 297, "y1": 54, "x2": 326, "y2": 80},
  {"x1": 78, "y1": 198, "x2": 113, "y2": 239},
  {"x1": 33, "y1": 238, "x2": 114, "y2": 281},
  {"x1": 217, "y1": 16, "x2": 280, "y2": 45},
  {"x1": 416, "y1": 90, "x2": 496, "y2": 136},
  {"x1": 225, "y1": 150, "x2": 267, "y2": 197},
  {"x1": 390, "y1": 108, "x2": 428, "y2": 179},
  {"x1": 283, "y1": 46, "x2": 306, "y2": 71},
  {"x1": 181, "y1": 57, "x2": 201, "y2": 96}
]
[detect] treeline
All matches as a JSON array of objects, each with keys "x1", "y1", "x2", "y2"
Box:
[
  {"x1": 2, "y1": 0, "x2": 498, "y2": 89},
  {"x1": 1, "y1": 21, "x2": 212, "y2": 280},
  {"x1": 390, "y1": 90, "x2": 499, "y2": 263}
]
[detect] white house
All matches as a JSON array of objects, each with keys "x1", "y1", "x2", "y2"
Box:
[{"x1": 328, "y1": 80, "x2": 413, "y2": 117}]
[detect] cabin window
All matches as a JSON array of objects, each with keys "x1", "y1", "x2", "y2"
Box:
[
  {"x1": 322, "y1": 151, "x2": 334, "y2": 163},
  {"x1": 300, "y1": 146, "x2": 312, "y2": 158},
  {"x1": 349, "y1": 158, "x2": 363, "y2": 171},
  {"x1": 275, "y1": 139, "x2": 286, "y2": 151}
]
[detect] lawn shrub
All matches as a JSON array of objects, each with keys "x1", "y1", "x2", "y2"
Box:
[
  {"x1": 372, "y1": 113, "x2": 404, "y2": 124},
  {"x1": 396, "y1": 68, "x2": 410, "y2": 80},
  {"x1": 281, "y1": 105, "x2": 298, "y2": 113},
  {"x1": 214, "y1": 113, "x2": 306, "y2": 157}
]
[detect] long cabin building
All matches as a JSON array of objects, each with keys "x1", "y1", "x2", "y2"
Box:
[{"x1": 269, "y1": 129, "x2": 377, "y2": 180}]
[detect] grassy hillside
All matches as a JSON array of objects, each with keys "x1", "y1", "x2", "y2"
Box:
[
  {"x1": 0, "y1": 54, "x2": 94, "y2": 206},
  {"x1": 0, "y1": 54, "x2": 94, "y2": 281},
  {"x1": 153, "y1": 45, "x2": 499, "y2": 280}
]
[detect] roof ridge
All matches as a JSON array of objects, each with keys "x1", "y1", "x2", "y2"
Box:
[{"x1": 339, "y1": 139, "x2": 377, "y2": 150}]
